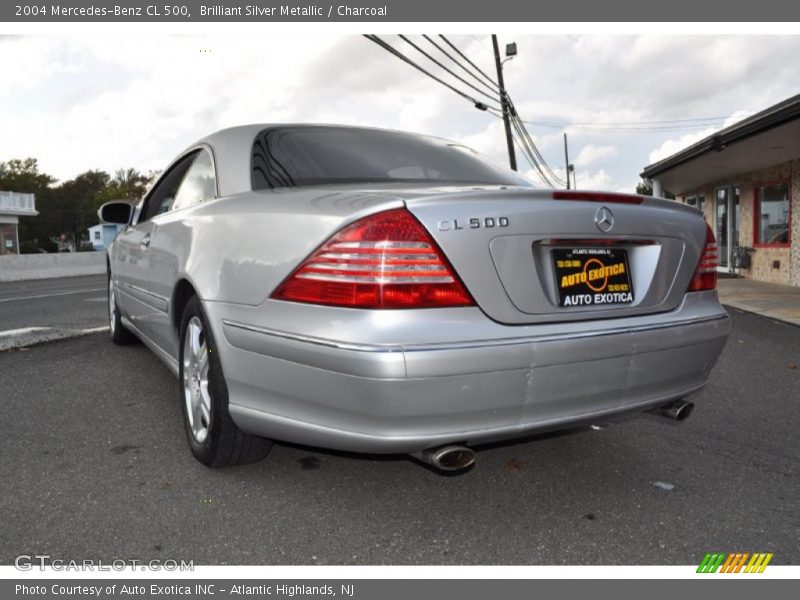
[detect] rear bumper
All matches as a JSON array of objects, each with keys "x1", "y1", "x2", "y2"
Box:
[{"x1": 204, "y1": 292, "x2": 730, "y2": 453}]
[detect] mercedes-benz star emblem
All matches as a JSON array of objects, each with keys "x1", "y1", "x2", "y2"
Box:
[{"x1": 594, "y1": 206, "x2": 615, "y2": 233}]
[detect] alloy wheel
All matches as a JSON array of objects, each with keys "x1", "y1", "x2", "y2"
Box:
[{"x1": 183, "y1": 316, "x2": 211, "y2": 443}]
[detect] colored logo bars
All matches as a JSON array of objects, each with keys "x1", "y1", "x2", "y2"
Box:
[{"x1": 697, "y1": 552, "x2": 774, "y2": 573}]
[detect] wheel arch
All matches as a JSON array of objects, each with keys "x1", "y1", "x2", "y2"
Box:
[{"x1": 172, "y1": 278, "x2": 199, "y2": 334}]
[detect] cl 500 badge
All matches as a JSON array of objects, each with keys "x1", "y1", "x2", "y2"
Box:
[{"x1": 438, "y1": 217, "x2": 510, "y2": 231}]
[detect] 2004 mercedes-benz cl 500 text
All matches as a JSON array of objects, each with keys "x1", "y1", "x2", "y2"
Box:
[{"x1": 101, "y1": 125, "x2": 729, "y2": 471}]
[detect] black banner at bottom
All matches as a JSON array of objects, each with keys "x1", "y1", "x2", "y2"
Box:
[{"x1": 3, "y1": 579, "x2": 792, "y2": 600}]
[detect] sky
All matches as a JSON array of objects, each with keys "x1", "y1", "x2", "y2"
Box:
[{"x1": 1, "y1": 34, "x2": 799, "y2": 192}]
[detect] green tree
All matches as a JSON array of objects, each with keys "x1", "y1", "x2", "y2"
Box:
[
  {"x1": 55, "y1": 170, "x2": 111, "y2": 248},
  {"x1": 636, "y1": 179, "x2": 675, "y2": 200},
  {"x1": 0, "y1": 158, "x2": 57, "y2": 191},
  {"x1": 2, "y1": 158, "x2": 155, "y2": 251},
  {"x1": 95, "y1": 168, "x2": 151, "y2": 208}
]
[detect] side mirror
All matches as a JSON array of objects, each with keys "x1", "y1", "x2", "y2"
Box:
[{"x1": 98, "y1": 201, "x2": 134, "y2": 225}]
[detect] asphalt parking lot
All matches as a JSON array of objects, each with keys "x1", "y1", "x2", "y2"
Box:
[{"x1": 1, "y1": 279, "x2": 798, "y2": 565}]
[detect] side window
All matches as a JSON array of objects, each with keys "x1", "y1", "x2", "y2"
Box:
[
  {"x1": 139, "y1": 152, "x2": 198, "y2": 222},
  {"x1": 172, "y1": 150, "x2": 217, "y2": 211}
]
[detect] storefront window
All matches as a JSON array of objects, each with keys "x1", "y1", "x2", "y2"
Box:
[{"x1": 755, "y1": 182, "x2": 790, "y2": 246}]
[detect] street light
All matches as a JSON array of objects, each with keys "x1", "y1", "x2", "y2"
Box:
[
  {"x1": 493, "y1": 35, "x2": 517, "y2": 171},
  {"x1": 502, "y1": 42, "x2": 517, "y2": 65}
]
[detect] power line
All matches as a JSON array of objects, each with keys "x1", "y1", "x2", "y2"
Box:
[
  {"x1": 484, "y1": 97, "x2": 565, "y2": 184},
  {"x1": 484, "y1": 103, "x2": 561, "y2": 186},
  {"x1": 524, "y1": 121, "x2": 728, "y2": 133},
  {"x1": 512, "y1": 137, "x2": 550, "y2": 187},
  {"x1": 421, "y1": 34, "x2": 500, "y2": 98},
  {"x1": 502, "y1": 93, "x2": 564, "y2": 186},
  {"x1": 365, "y1": 34, "x2": 565, "y2": 188},
  {"x1": 397, "y1": 35, "x2": 502, "y2": 105},
  {"x1": 512, "y1": 116, "x2": 564, "y2": 187},
  {"x1": 438, "y1": 35, "x2": 502, "y2": 92},
  {"x1": 532, "y1": 115, "x2": 731, "y2": 126},
  {"x1": 363, "y1": 35, "x2": 498, "y2": 111},
  {"x1": 468, "y1": 35, "x2": 496, "y2": 58},
  {"x1": 517, "y1": 121, "x2": 565, "y2": 186},
  {"x1": 512, "y1": 128, "x2": 558, "y2": 187},
  {"x1": 507, "y1": 109, "x2": 562, "y2": 187},
  {"x1": 520, "y1": 114, "x2": 743, "y2": 133}
]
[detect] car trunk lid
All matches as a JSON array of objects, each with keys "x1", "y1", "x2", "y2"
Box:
[{"x1": 403, "y1": 187, "x2": 708, "y2": 324}]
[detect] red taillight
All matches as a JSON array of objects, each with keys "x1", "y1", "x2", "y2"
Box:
[
  {"x1": 687, "y1": 223, "x2": 718, "y2": 292},
  {"x1": 552, "y1": 191, "x2": 645, "y2": 204},
  {"x1": 271, "y1": 208, "x2": 474, "y2": 309}
]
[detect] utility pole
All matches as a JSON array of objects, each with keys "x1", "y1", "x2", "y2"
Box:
[
  {"x1": 492, "y1": 34, "x2": 517, "y2": 172},
  {"x1": 563, "y1": 133, "x2": 571, "y2": 190}
]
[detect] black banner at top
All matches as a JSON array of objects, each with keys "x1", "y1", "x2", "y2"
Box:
[{"x1": 2, "y1": 0, "x2": 800, "y2": 22}]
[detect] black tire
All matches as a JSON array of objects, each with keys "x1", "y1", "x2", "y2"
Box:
[
  {"x1": 178, "y1": 295, "x2": 272, "y2": 467},
  {"x1": 108, "y1": 269, "x2": 138, "y2": 345}
]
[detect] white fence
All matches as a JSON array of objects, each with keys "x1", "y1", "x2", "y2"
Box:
[{"x1": 0, "y1": 252, "x2": 105, "y2": 282}]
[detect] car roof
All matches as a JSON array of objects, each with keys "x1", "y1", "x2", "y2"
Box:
[{"x1": 181, "y1": 124, "x2": 454, "y2": 196}]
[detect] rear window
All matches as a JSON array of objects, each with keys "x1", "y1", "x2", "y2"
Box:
[{"x1": 251, "y1": 126, "x2": 532, "y2": 190}]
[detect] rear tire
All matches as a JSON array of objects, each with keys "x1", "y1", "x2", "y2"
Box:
[
  {"x1": 178, "y1": 295, "x2": 272, "y2": 467},
  {"x1": 108, "y1": 270, "x2": 137, "y2": 345}
]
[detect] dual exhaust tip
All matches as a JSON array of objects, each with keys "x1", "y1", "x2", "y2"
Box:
[{"x1": 410, "y1": 399, "x2": 694, "y2": 473}]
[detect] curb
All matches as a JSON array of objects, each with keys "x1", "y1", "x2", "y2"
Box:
[
  {"x1": 721, "y1": 303, "x2": 800, "y2": 329},
  {"x1": 0, "y1": 326, "x2": 110, "y2": 351}
]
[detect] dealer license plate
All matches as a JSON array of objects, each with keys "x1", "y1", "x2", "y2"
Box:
[{"x1": 552, "y1": 247, "x2": 634, "y2": 307}]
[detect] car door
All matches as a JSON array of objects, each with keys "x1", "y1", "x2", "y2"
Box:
[
  {"x1": 115, "y1": 153, "x2": 197, "y2": 342},
  {"x1": 145, "y1": 148, "x2": 218, "y2": 357}
]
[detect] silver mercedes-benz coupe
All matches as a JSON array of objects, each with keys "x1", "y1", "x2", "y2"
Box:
[{"x1": 101, "y1": 124, "x2": 730, "y2": 471}]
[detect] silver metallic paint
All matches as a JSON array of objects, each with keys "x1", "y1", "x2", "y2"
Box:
[{"x1": 108, "y1": 124, "x2": 730, "y2": 455}]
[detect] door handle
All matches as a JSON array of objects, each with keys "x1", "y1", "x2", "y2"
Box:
[{"x1": 140, "y1": 234, "x2": 151, "y2": 248}]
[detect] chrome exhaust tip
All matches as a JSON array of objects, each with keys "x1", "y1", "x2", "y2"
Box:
[
  {"x1": 652, "y1": 399, "x2": 695, "y2": 421},
  {"x1": 411, "y1": 445, "x2": 476, "y2": 472}
]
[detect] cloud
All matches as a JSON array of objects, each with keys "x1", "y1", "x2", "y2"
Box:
[
  {"x1": 574, "y1": 144, "x2": 618, "y2": 168},
  {"x1": 646, "y1": 110, "x2": 751, "y2": 165},
  {"x1": 647, "y1": 130, "x2": 715, "y2": 166},
  {"x1": 1, "y1": 33, "x2": 799, "y2": 195},
  {"x1": 573, "y1": 168, "x2": 614, "y2": 191},
  {"x1": 451, "y1": 120, "x2": 510, "y2": 163}
]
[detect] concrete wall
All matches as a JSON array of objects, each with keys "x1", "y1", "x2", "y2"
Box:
[{"x1": 0, "y1": 252, "x2": 105, "y2": 282}]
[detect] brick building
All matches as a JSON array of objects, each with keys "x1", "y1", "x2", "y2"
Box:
[{"x1": 641, "y1": 94, "x2": 800, "y2": 287}]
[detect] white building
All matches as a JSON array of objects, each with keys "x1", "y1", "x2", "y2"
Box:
[
  {"x1": 0, "y1": 191, "x2": 38, "y2": 255},
  {"x1": 87, "y1": 223, "x2": 125, "y2": 251}
]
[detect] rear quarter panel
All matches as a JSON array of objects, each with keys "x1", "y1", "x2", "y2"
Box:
[{"x1": 152, "y1": 189, "x2": 405, "y2": 306}]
